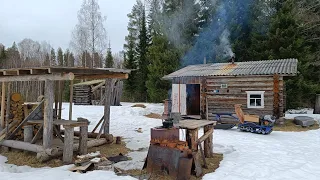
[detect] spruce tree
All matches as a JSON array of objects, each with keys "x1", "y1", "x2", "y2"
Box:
[
  {"x1": 63, "y1": 49, "x2": 70, "y2": 67},
  {"x1": 105, "y1": 43, "x2": 114, "y2": 68},
  {"x1": 146, "y1": 35, "x2": 180, "y2": 102},
  {"x1": 44, "y1": 53, "x2": 50, "y2": 66},
  {"x1": 135, "y1": 4, "x2": 149, "y2": 102},
  {"x1": 0, "y1": 46, "x2": 6, "y2": 68},
  {"x1": 50, "y1": 48, "x2": 56, "y2": 66},
  {"x1": 57, "y1": 48, "x2": 64, "y2": 66},
  {"x1": 69, "y1": 53, "x2": 75, "y2": 67}
]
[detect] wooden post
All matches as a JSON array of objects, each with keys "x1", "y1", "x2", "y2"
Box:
[
  {"x1": 103, "y1": 79, "x2": 114, "y2": 135},
  {"x1": 54, "y1": 81, "x2": 58, "y2": 119},
  {"x1": 63, "y1": 126, "x2": 74, "y2": 164},
  {"x1": 315, "y1": 94, "x2": 320, "y2": 114},
  {"x1": 5, "y1": 83, "x2": 11, "y2": 139},
  {"x1": 78, "y1": 118, "x2": 88, "y2": 155},
  {"x1": 43, "y1": 80, "x2": 54, "y2": 149},
  {"x1": 186, "y1": 128, "x2": 198, "y2": 151},
  {"x1": 23, "y1": 125, "x2": 33, "y2": 142},
  {"x1": 273, "y1": 74, "x2": 280, "y2": 118},
  {"x1": 58, "y1": 81, "x2": 63, "y2": 120},
  {"x1": 69, "y1": 80, "x2": 74, "y2": 121},
  {"x1": 1, "y1": 82, "x2": 6, "y2": 129},
  {"x1": 204, "y1": 125, "x2": 213, "y2": 158}
]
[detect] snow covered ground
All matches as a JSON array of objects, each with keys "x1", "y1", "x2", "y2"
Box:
[{"x1": 1, "y1": 102, "x2": 320, "y2": 180}]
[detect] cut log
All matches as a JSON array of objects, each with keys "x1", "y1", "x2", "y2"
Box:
[
  {"x1": 78, "y1": 118, "x2": 88, "y2": 155},
  {"x1": 37, "y1": 138, "x2": 109, "y2": 162},
  {"x1": 0, "y1": 140, "x2": 57, "y2": 154},
  {"x1": 63, "y1": 126, "x2": 74, "y2": 164},
  {"x1": 23, "y1": 125, "x2": 33, "y2": 142},
  {"x1": 11, "y1": 93, "x2": 22, "y2": 102}
]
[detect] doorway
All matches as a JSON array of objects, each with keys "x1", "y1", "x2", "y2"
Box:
[{"x1": 186, "y1": 84, "x2": 200, "y2": 115}]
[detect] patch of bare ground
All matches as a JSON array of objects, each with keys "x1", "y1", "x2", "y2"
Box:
[
  {"x1": 0, "y1": 138, "x2": 130, "y2": 168},
  {"x1": 144, "y1": 113, "x2": 162, "y2": 119},
  {"x1": 273, "y1": 119, "x2": 319, "y2": 132},
  {"x1": 131, "y1": 104, "x2": 146, "y2": 108},
  {"x1": 122, "y1": 153, "x2": 223, "y2": 180}
]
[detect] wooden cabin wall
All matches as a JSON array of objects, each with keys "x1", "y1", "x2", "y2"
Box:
[{"x1": 205, "y1": 76, "x2": 284, "y2": 119}]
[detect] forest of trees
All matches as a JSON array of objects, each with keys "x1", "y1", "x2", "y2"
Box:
[
  {"x1": 123, "y1": 0, "x2": 320, "y2": 108},
  {"x1": 0, "y1": 0, "x2": 319, "y2": 108}
]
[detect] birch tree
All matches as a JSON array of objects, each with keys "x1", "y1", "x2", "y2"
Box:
[{"x1": 70, "y1": 0, "x2": 107, "y2": 68}]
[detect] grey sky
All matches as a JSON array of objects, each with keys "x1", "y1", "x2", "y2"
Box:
[{"x1": 0, "y1": 0, "x2": 136, "y2": 53}]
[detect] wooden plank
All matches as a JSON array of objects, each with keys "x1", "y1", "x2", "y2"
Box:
[
  {"x1": 197, "y1": 128, "x2": 213, "y2": 144},
  {"x1": 91, "y1": 115, "x2": 104, "y2": 133},
  {"x1": 3, "y1": 70, "x2": 18, "y2": 76},
  {"x1": 0, "y1": 73, "x2": 75, "y2": 82},
  {"x1": 75, "y1": 73, "x2": 128, "y2": 80},
  {"x1": 31, "y1": 124, "x2": 43, "y2": 144},
  {"x1": 176, "y1": 120, "x2": 215, "y2": 129},
  {"x1": 92, "y1": 81, "x2": 105, "y2": 91},
  {"x1": 30, "y1": 68, "x2": 50, "y2": 75},
  {"x1": 28, "y1": 120, "x2": 88, "y2": 127},
  {"x1": 204, "y1": 125, "x2": 213, "y2": 158},
  {"x1": 53, "y1": 125, "x2": 64, "y2": 143},
  {"x1": 43, "y1": 80, "x2": 54, "y2": 149},
  {"x1": 1, "y1": 82, "x2": 5, "y2": 129}
]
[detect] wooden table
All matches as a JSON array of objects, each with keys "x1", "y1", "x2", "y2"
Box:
[{"x1": 176, "y1": 120, "x2": 216, "y2": 156}]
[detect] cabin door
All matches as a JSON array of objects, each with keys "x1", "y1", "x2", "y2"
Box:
[
  {"x1": 171, "y1": 84, "x2": 187, "y2": 115},
  {"x1": 186, "y1": 84, "x2": 200, "y2": 115}
]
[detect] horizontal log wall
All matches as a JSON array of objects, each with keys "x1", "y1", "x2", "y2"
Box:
[{"x1": 206, "y1": 76, "x2": 284, "y2": 118}]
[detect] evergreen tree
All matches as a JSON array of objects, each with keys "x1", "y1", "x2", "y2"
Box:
[
  {"x1": 63, "y1": 49, "x2": 70, "y2": 67},
  {"x1": 146, "y1": 35, "x2": 180, "y2": 102},
  {"x1": 43, "y1": 53, "x2": 50, "y2": 66},
  {"x1": 57, "y1": 48, "x2": 64, "y2": 66},
  {"x1": 135, "y1": 4, "x2": 149, "y2": 101},
  {"x1": 0, "y1": 46, "x2": 6, "y2": 68},
  {"x1": 105, "y1": 43, "x2": 114, "y2": 68},
  {"x1": 69, "y1": 53, "x2": 75, "y2": 67},
  {"x1": 50, "y1": 48, "x2": 56, "y2": 66}
]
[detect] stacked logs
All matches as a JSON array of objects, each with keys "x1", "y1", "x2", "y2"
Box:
[
  {"x1": 73, "y1": 85, "x2": 93, "y2": 105},
  {"x1": 4, "y1": 93, "x2": 25, "y2": 140}
]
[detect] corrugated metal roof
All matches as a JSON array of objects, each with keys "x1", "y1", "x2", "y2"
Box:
[{"x1": 163, "y1": 59, "x2": 298, "y2": 79}]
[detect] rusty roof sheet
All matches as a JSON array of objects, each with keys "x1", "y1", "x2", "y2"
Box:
[{"x1": 163, "y1": 59, "x2": 298, "y2": 79}]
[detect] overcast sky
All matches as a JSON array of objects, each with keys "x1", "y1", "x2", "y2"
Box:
[{"x1": 0, "y1": 0, "x2": 136, "y2": 53}]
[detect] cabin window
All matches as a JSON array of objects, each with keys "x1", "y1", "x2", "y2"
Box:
[{"x1": 246, "y1": 91, "x2": 265, "y2": 108}]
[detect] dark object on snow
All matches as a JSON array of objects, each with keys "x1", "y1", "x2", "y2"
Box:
[
  {"x1": 293, "y1": 116, "x2": 315, "y2": 127},
  {"x1": 214, "y1": 124, "x2": 236, "y2": 129},
  {"x1": 107, "y1": 153, "x2": 129, "y2": 163}
]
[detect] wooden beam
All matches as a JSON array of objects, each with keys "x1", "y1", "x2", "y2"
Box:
[
  {"x1": 43, "y1": 80, "x2": 54, "y2": 149},
  {"x1": 31, "y1": 124, "x2": 43, "y2": 144},
  {"x1": 197, "y1": 128, "x2": 213, "y2": 144},
  {"x1": 0, "y1": 73, "x2": 75, "y2": 82},
  {"x1": 30, "y1": 68, "x2": 50, "y2": 75},
  {"x1": 91, "y1": 115, "x2": 104, "y2": 133},
  {"x1": 18, "y1": 69, "x2": 31, "y2": 75},
  {"x1": 69, "y1": 80, "x2": 74, "y2": 121},
  {"x1": 1, "y1": 82, "x2": 6, "y2": 129},
  {"x1": 3, "y1": 70, "x2": 18, "y2": 76},
  {"x1": 92, "y1": 81, "x2": 105, "y2": 92},
  {"x1": 58, "y1": 81, "x2": 63, "y2": 120},
  {"x1": 75, "y1": 73, "x2": 128, "y2": 80}
]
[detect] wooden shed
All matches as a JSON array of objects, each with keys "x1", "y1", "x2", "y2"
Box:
[{"x1": 163, "y1": 59, "x2": 298, "y2": 120}]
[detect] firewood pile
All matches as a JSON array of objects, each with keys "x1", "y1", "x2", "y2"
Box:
[
  {"x1": 73, "y1": 85, "x2": 93, "y2": 105},
  {"x1": 1, "y1": 93, "x2": 25, "y2": 140},
  {"x1": 69, "y1": 151, "x2": 129, "y2": 173}
]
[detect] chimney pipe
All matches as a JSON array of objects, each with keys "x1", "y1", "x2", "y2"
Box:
[
  {"x1": 231, "y1": 56, "x2": 235, "y2": 64},
  {"x1": 204, "y1": 57, "x2": 207, "y2": 64}
]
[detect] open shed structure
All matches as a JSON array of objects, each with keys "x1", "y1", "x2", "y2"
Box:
[
  {"x1": 0, "y1": 67, "x2": 130, "y2": 163},
  {"x1": 163, "y1": 59, "x2": 298, "y2": 120}
]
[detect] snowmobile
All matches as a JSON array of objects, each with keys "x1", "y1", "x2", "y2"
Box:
[
  {"x1": 213, "y1": 104, "x2": 275, "y2": 135},
  {"x1": 235, "y1": 104, "x2": 275, "y2": 135}
]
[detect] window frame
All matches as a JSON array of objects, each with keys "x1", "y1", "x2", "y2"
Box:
[{"x1": 246, "y1": 91, "x2": 265, "y2": 108}]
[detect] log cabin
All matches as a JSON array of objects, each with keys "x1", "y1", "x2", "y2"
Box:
[{"x1": 163, "y1": 58, "x2": 298, "y2": 120}]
